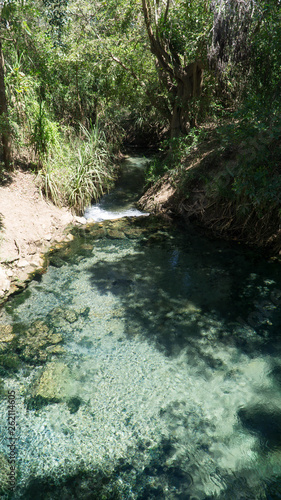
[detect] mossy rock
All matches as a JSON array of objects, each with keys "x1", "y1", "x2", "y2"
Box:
[
  {"x1": 124, "y1": 228, "x2": 143, "y2": 239},
  {"x1": 107, "y1": 230, "x2": 126, "y2": 240},
  {"x1": 89, "y1": 227, "x2": 106, "y2": 239},
  {"x1": 0, "y1": 353, "x2": 21, "y2": 373},
  {"x1": 48, "y1": 245, "x2": 73, "y2": 267},
  {"x1": 47, "y1": 307, "x2": 65, "y2": 326},
  {"x1": 45, "y1": 345, "x2": 65, "y2": 355},
  {"x1": 98, "y1": 220, "x2": 112, "y2": 228},
  {"x1": 48, "y1": 306, "x2": 89, "y2": 327},
  {"x1": 80, "y1": 243, "x2": 93, "y2": 251},
  {"x1": 110, "y1": 219, "x2": 129, "y2": 230},
  {"x1": 0, "y1": 324, "x2": 15, "y2": 343},
  {"x1": 78, "y1": 306, "x2": 90, "y2": 318},
  {"x1": 49, "y1": 255, "x2": 65, "y2": 268},
  {"x1": 63, "y1": 310, "x2": 78, "y2": 324},
  {"x1": 16, "y1": 320, "x2": 63, "y2": 364}
]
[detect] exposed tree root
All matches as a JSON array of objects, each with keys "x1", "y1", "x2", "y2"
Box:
[{"x1": 180, "y1": 195, "x2": 281, "y2": 254}]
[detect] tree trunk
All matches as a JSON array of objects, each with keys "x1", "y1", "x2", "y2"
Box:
[
  {"x1": 169, "y1": 63, "x2": 203, "y2": 139},
  {"x1": 142, "y1": 0, "x2": 205, "y2": 139},
  {"x1": 0, "y1": 40, "x2": 11, "y2": 170},
  {"x1": 170, "y1": 81, "x2": 188, "y2": 139},
  {"x1": 170, "y1": 103, "x2": 182, "y2": 139}
]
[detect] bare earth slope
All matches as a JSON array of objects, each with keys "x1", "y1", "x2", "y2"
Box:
[{"x1": 0, "y1": 169, "x2": 78, "y2": 299}]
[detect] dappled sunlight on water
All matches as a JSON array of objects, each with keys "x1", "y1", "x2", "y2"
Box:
[{"x1": 0, "y1": 213, "x2": 280, "y2": 499}]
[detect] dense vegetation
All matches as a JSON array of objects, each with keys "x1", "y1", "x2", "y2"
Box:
[{"x1": 0, "y1": 0, "x2": 280, "y2": 248}]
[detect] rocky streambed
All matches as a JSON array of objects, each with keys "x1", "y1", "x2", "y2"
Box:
[{"x1": 0, "y1": 214, "x2": 281, "y2": 499}]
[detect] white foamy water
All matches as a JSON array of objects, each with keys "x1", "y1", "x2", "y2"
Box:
[
  {"x1": 84, "y1": 154, "x2": 150, "y2": 222},
  {"x1": 84, "y1": 205, "x2": 149, "y2": 222}
]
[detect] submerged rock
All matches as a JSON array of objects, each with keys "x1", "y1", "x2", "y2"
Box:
[
  {"x1": 67, "y1": 396, "x2": 82, "y2": 414},
  {"x1": 48, "y1": 254, "x2": 65, "y2": 268},
  {"x1": 110, "y1": 219, "x2": 130, "y2": 230},
  {"x1": 80, "y1": 243, "x2": 93, "y2": 251},
  {"x1": 16, "y1": 320, "x2": 63, "y2": 364},
  {"x1": 48, "y1": 306, "x2": 81, "y2": 326},
  {"x1": 32, "y1": 362, "x2": 71, "y2": 401},
  {"x1": 63, "y1": 310, "x2": 78, "y2": 324},
  {"x1": 124, "y1": 228, "x2": 143, "y2": 239},
  {"x1": 107, "y1": 229, "x2": 126, "y2": 239},
  {"x1": 45, "y1": 345, "x2": 65, "y2": 355},
  {"x1": 0, "y1": 353, "x2": 20, "y2": 372},
  {"x1": 88, "y1": 227, "x2": 106, "y2": 239},
  {"x1": 0, "y1": 324, "x2": 15, "y2": 343}
]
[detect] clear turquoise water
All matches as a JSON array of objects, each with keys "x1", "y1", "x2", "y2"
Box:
[{"x1": 0, "y1": 157, "x2": 281, "y2": 499}]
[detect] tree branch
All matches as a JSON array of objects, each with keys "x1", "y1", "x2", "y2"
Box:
[
  {"x1": 141, "y1": 0, "x2": 174, "y2": 79},
  {"x1": 110, "y1": 54, "x2": 146, "y2": 87},
  {"x1": 163, "y1": 0, "x2": 170, "y2": 24}
]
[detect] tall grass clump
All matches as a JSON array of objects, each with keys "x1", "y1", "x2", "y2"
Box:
[
  {"x1": 37, "y1": 122, "x2": 116, "y2": 214},
  {"x1": 66, "y1": 124, "x2": 115, "y2": 214},
  {"x1": 38, "y1": 161, "x2": 62, "y2": 207}
]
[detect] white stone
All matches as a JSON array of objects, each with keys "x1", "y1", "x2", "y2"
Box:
[
  {"x1": 30, "y1": 255, "x2": 44, "y2": 268},
  {"x1": 17, "y1": 259, "x2": 29, "y2": 268},
  {"x1": 0, "y1": 279, "x2": 10, "y2": 292},
  {"x1": 64, "y1": 234, "x2": 74, "y2": 242},
  {"x1": 0, "y1": 266, "x2": 10, "y2": 294},
  {"x1": 75, "y1": 216, "x2": 87, "y2": 225}
]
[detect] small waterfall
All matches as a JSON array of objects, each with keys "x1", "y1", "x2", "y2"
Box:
[{"x1": 84, "y1": 154, "x2": 150, "y2": 221}]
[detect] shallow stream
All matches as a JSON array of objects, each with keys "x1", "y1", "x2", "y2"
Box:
[{"x1": 0, "y1": 155, "x2": 281, "y2": 499}]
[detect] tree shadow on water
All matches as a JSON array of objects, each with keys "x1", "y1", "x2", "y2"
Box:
[
  {"x1": 86, "y1": 226, "x2": 281, "y2": 363},
  {"x1": 238, "y1": 405, "x2": 281, "y2": 451},
  {"x1": 87, "y1": 246, "x2": 202, "y2": 358},
  {"x1": 18, "y1": 437, "x2": 193, "y2": 500}
]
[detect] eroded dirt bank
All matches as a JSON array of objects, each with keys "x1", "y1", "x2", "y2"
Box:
[
  {"x1": 138, "y1": 154, "x2": 281, "y2": 256},
  {"x1": 0, "y1": 169, "x2": 85, "y2": 301}
]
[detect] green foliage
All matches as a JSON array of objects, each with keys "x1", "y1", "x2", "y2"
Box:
[
  {"x1": 249, "y1": 0, "x2": 281, "y2": 106},
  {"x1": 213, "y1": 105, "x2": 281, "y2": 217},
  {"x1": 66, "y1": 124, "x2": 114, "y2": 213},
  {"x1": 38, "y1": 123, "x2": 115, "y2": 214},
  {"x1": 145, "y1": 157, "x2": 171, "y2": 186},
  {"x1": 38, "y1": 161, "x2": 61, "y2": 206},
  {"x1": 43, "y1": 0, "x2": 69, "y2": 44},
  {"x1": 232, "y1": 165, "x2": 281, "y2": 216},
  {"x1": 145, "y1": 127, "x2": 209, "y2": 185},
  {"x1": 31, "y1": 101, "x2": 60, "y2": 162},
  {"x1": 0, "y1": 113, "x2": 10, "y2": 137},
  {"x1": 157, "y1": 0, "x2": 211, "y2": 60},
  {"x1": 0, "y1": 0, "x2": 280, "y2": 237}
]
